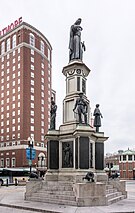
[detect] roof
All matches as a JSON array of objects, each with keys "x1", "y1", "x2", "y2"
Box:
[{"x1": 121, "y1": 149, "x2": 135, "y2": 155}]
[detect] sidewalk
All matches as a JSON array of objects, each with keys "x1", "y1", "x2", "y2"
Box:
[{"x1": 0, "y1": 181, "x2": 135, "y2": 213}]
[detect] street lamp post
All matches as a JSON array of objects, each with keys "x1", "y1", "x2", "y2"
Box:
[{"x1": 28, "y1": 137, "x2": 34, "y2": 174}]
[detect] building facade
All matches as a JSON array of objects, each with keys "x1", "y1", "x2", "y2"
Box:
[
  {"x1": 119, "y1": 149, "x2": 135, "y2": 179},
  {"x1": 0, "y1": 18, "x2": 53, "y2": 170}
]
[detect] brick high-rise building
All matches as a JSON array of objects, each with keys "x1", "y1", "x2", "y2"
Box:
[{"x1": 0, "y1": 18, "x2": 53, "y2": 170}]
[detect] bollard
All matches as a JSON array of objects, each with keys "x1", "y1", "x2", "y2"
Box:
[
  {"x1": 6, "y1": 179, "x2": 8, "y2": 187},
  {"x1": 15, "y1": 178, "x2": 17, "y2": 186}
]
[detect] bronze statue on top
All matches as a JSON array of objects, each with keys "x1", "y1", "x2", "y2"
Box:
[
  {"x1": 50, "y1": 97, "x2": 57, "y2": 130},
  {"x1": 69, "y1": 18, "x2": 86, "y2": 62},
  {"x1": 93, "y1": 104, "x2": 103, "y2": 132}
]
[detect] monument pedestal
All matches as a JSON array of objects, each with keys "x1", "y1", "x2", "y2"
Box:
[{"x1": 25, "y1": 60, "x2": 127, "y2": 206}]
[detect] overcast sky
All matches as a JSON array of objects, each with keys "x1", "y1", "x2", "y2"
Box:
[{"x1": 1, "y1": 0, "x2": 135, "y2": 154}]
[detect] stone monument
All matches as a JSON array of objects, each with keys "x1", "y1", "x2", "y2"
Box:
[{"x1": 25, "y1": 18, "x2": 127, "y2": 207}]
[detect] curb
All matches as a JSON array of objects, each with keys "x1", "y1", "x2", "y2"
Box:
[{"x1": 0, "y1": 203, "x2": 62, "y2": 213}]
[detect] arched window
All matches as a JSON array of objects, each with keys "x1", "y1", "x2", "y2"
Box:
[
  {"x1": 12, "y1": 35, "x2": 16, "y2": 49},
  {"x1": 29, "y1": 33, "x2": 35, "y2": 47},
  {"x1": 7, "y1": 38, "x2": 10, "y2": 52},
  {"x1": 40, "y1": 40, "x2": 44, "y2": 54},
  {"x1": 1, "y1": 42, "x2": 5, "y2": 55}
]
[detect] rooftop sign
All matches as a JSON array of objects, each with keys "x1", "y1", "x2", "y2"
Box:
[{"x1": 0, "y1": 17, "x2": 22, "y2": 37}]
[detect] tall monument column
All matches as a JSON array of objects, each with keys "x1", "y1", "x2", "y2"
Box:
[{"x1": 46, "y1": 18, "x2": 109, "y2": 182}]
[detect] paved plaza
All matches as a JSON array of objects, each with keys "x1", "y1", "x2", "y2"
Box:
[{"x1": 0, "y1": 181, "x2": 135, "y2": 213}]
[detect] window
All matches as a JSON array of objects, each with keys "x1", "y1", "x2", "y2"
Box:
[
  {"x1": 128, "y1": 155, "x2": 132, "y2": 161},
  {"x1": 1, "y1": 56, "x2": 4, "y2": 62},
  {"x1": 7, "y1": 128, "x2": 9, "y2": 132},
  {"x1": 31, "y1": 95, "x2": 34, "y2": 101},
  {"x1": 1, "y1": 129, "x2": 4, "y2": 133},
  {"x1": 18, "y1": 79, "x2": 20, "y2": 84},
  {"x1": 41, "y1": 99, "x2": 44, "y2": 105},
  {"x1": 31, "y1": 126, "x2": 34, "y2": 131},
  {"x1": 6, "y1": 158, "x2": 10, "y2": 167},
  {"x1": 13, "y1": 50, "x2": 15, "y2": 56},
  {"x1": 41, "y1": 92, "x2": 44, "y2": 97},
  {"x1": 18, "y1": 94, "x2": 20, "y2": 99},
  {"x1": 18, "y1": 63, "x2": 20, "y2": 69},
  {"x1": 12, "y1": 111, "x2": 15, "y2": 116},
  {"x1": 41, "y1": 85, "x2": 44, "y2": 90},
  {"x1": 6, "y1": 135, "x2": 9, "y2": 140},
  {"x1": 12, "y1": 158, "x2": 16, "y2": 167},
  {"x1": 31, "y1": 87, "x2": 34, "y2": 93},
  {"x1": 41, "y1": 78, "x2": 44, "y2": 83},
  {"x1": 1, "y1": 71, "x2": 4, "y2": 76},
  {"x1": 41, "y1": 107, "x2": 44, "y2": 112},
  {"x1": 13, "y1": 73, "x2": 15, "y2": 79},
  {"x1": 18, "y1": 126, "x2": 20, "y2": 130},
  {"x1": 18, "y1": 102, "x2": 20, "y2": 107},
  {"x1": 29, "y1": 33, "x2": 35, "y2": 46},
  {"x1": 31, "y1": 80, "x2": 34, "y2": 85},
  {"x1": 31, "y1": 49, "x2": 34, "y2": 55},
  {"x1": 7, "y1": 38, "x2": 10, "y2": 51},
  {"x1": 7, "y1": 53, "x2": 9, "y2": 59},
  {"x1": 31, "y1": 65, "x2": 34, "y2": 70},
  {"x1": 1, "y1": 42, "x2": 5, "y2": 54},
  {"x1": 48, "y1": 48, "x2": 51, "y2": 62},
  {"x1": 41, "y1": 63, "x2": 44, "y2": 69},
  {"x1": 18, "y1": 56, "x2": 20, "y2": 61},
  {"x1": 41, "y1": 128, "x2": 44, "y2": 134},
  {"x1": 13, "y1": 66, "x2": 15, "y2": 71},
  {"x1": 13, "y1": 88, "x2": 15, "y2": 94},
  {"x1": 7, "y1": 68, "x2": 9, "y2": 74},
  {"x1": 1, "y1": 136, "x2": 4, "y2": 141},
  {"x1": 41, "y1": 70, "x2": 44, "y2": 76},
  {"x1": 7, "y1": 61, "x2": 9, "y2": 66},
  {"x1": 41, "y1": 114, "x2": 44, "y2": 119},
  {"x1": 18, "y1": 110, "x2": 20, "y2": 115},
  {"x1": 12, "y1": 81, "x2": 15, "y2": 86},
  {"x1": 128, "y1": 163, "x2": 133, "y2": 170},
  {"x1": 7, "y1": 76, "x2": 9, "y2": 81},
  {"x1": 18, "y1": 117, "x2": 20, "y2": 123},
  {"x1": 41, "y1": 121, "x2": 44, "y2": 126},
  {"x1": 31, "y1": 72, "x2": 34, "y2": 78},
  {"x1": 18, "y1": 71, "x2": 20, "y2": 76},
  {"x1": 13, "y1": 58, "x2": 15, "y2": 64},
  {"x1": 12, "y1": 35, "x2": 16, "y2": 48},
  {"x1": 18, "y1": 48, "x2": 20, "y2": 53},
  {"x1": 12, "y1": 126, "x2": 15, "y2": 131},
  {"x1": 18, "y1": 133, "x2": 20, "y2": 139},
  {"x1": 1, "y1": 159, "x2": 4, "y2": 167},
  {"x1": 31, "y1": 103, "x2": 34, "y2": 108},
  {"x1": 7, "y1": 105, "x2": 9, "y2": 110},
  {"x1": 41, "y1": 136, "x2": 44, "y2": 141},
  {"x1": 31, "y1": 118, "x2": 34, "y2": 123},
  {"x1": 7, "y1": 120, "x2": 9, "y2": 125},
  {"x1": 12, "y1": 119, "x2": 15, "y2": 124},
  {"x1": 123, "y1": 155, "x2": 126, "y2": 161},
  {"x1": 1, "y1": 64, "x2": 4, "y2": 69},
  {"x1": 31, "y1": 111, "x2": 34, "y2": 116},
  {"x1": 1, "y1": 114, "x2": 4, "y2": 119},
  {"x1": 31, "y1": 57, "x2": 34, "y2": 63},
  {"x1": 40, "y1": 41, "x2": 44, "y2": 54}
]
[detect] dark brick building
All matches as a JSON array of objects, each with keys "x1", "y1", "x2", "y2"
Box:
[{"x1": 0, "y1": 19, "x2": 53, "y2": 170}]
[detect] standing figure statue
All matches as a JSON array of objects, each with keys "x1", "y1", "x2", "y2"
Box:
[
  {"x1": 50, "y1": 97, "x2": 57, "y2": 130},
  {"x1": 93, "y1": 104, "x2": 103, "y2": 132},
  {"x1": 63, "y1": 143, "x2": 72, "y2": 167},
  {"x1": 69, "y1": 18, "x2": 86, "y2": 62},
  {"x1": 73, "y1": 92, "x2": 88, "y2": 124}
]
